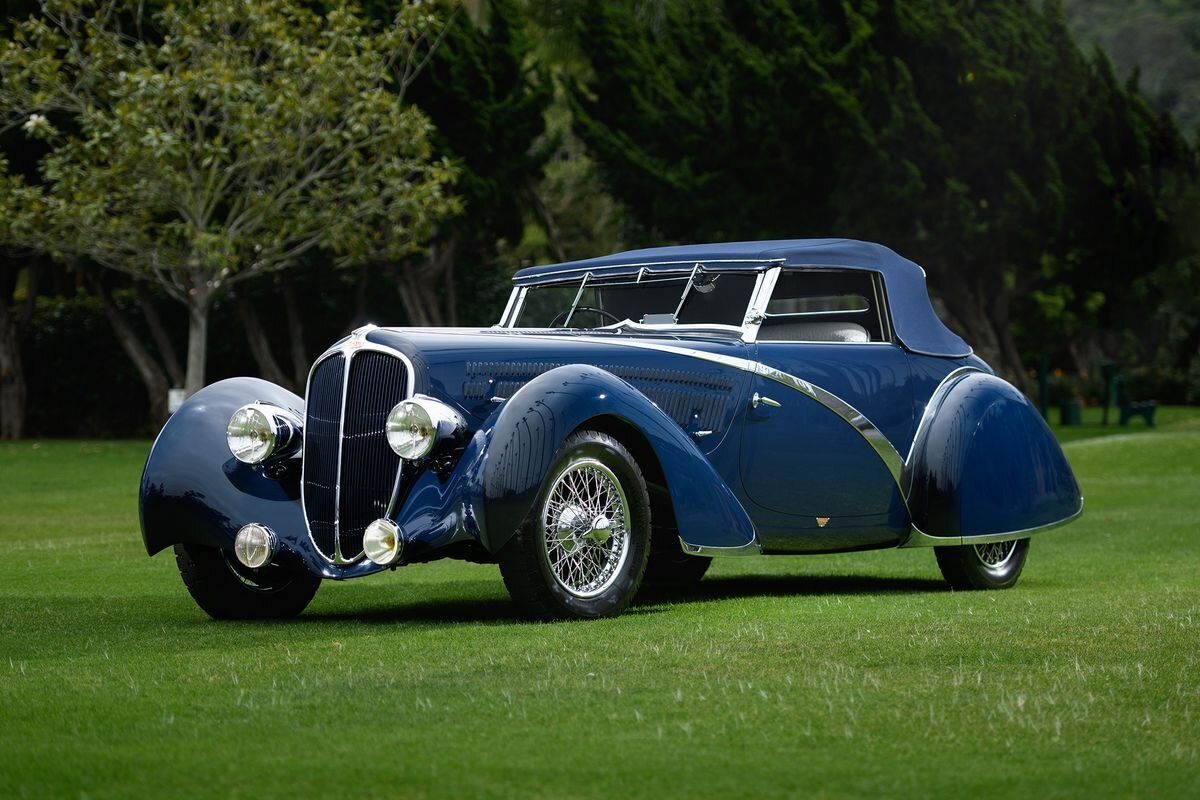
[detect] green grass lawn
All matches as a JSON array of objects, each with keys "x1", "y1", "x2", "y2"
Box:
[{"x1": 1, "y1": 411, "x2": 1198, "y2": 798}]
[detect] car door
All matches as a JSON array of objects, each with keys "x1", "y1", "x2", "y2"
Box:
[{"x1": 738, "y1": 269, "x2": 913, "y2": 524}]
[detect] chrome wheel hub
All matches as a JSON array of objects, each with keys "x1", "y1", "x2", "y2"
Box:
[
  {"x1": 974, "y1": 540, "x2": 1017, "y2": 569},
  {"x1": 553, "y1": 506, "x2": 613, "y2": 553},
  {"x1": 541, "y1": 458, "x2": 630, "y2": 598}
]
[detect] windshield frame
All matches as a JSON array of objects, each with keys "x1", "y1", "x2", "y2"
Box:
[{"x1": 501, "y1": 267, "x2": 776, "y2": 341}]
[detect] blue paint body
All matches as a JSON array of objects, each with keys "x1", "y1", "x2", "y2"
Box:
[
  {"x1": 481, "y1": 365, "x2": 757, "y2": 553},
  {"x1": 139, "y1": 240, "x2": 1083, "y2": 581},
  {"x1": 905, "y1": 371, "x2": 1082, "y2": 537}
]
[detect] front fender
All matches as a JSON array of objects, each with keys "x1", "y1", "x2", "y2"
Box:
[
  {"x1": 904, "y1": 371, "x2": 1082, "y2": 538},
  {"x1": 140, "y1": 378, "x2": 306, "y2": 559},
  {"x1": 481, "y1": 365, "x2": 757, "y2": 554}
]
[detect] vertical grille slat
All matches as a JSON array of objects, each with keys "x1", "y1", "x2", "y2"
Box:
[
  {"x1": 338, "y1": 352, "x2": 408, "y2": 559},
  {"x1": 302, "y1": 349, "x2": 409, "y2": 562},
  {"x1": 302, "y1": 354, "x2": 344, "y2": 558}
]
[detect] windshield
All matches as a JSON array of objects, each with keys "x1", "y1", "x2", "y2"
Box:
[{"x1": 512, "y1": 271, "x2": 757, "y2": 329}]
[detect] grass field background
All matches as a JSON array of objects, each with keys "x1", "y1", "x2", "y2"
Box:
[{"x1": 1, "y1": 410, "x2": 1197, "y2": 798}]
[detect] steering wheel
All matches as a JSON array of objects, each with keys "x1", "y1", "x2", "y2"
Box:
[{"x1": 549, "y1": 306, "x2": 623, "y2": 328}]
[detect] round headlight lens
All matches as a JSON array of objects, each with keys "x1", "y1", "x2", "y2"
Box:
[
  {"x1": 234, "y1": 523, "x2": 276, "y2": 569},
  {"x1": 363, "y1": 518, "x2": 403, "y2": 565},
  {"x1": 386, "y1": 400, "x2": 436, "y2": 460},
  {"x1": 227, "y1": 405, "x2": 276, "y2": 464}
]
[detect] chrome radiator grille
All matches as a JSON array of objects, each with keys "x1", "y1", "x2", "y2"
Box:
[{"x1": 302, "y1": 349, "x2": 409, "y2": 562}]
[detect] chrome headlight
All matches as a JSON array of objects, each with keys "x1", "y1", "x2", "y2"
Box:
[
  {"x1": 385, "y1": 396, "x2": 464, "y2": 460},
  {"x1": 234, "y1": 523, "x2": 276, "y2": 569},
  {"x1": 363, "y1": 518, "x2": 403, "y2": 565},
  {"x1": 226, "y1": 403, "x2": 301, "y2": 465}
]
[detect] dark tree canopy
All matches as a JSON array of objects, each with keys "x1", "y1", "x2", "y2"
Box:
[
  {"x1": 366, "y1": 0, "x2": 553, "y2": 326},
  {"x1": 564, "y1": 0, "x2": 1197, "y2": 385}
]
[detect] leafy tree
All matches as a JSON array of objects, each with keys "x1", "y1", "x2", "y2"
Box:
[
  {"x1": 1064, "y1": 0, "x2": 1200, "y2": 138},
  {"x1": 384, "y1": 0, "x2": 552, "y2": 326},
  {"x1": 563, "y1": 0, "x2": 1196, "y2": 385},
  {"x1": 0, "y1": 0, "x2": 460, "y2": 397}
]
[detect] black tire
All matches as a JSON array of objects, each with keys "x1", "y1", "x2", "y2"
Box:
[
  {"x1": 935, "y1": 538, "x2": 1030, "y2": 590},
  {"x1": 174, "y1": 542, "x2": 321, "y2": 619},
  {"x1": 498, "y1": 430, "x2": 651, "y2": 620},
  {"x1": 643, "y1": 533, "x2": 712, "y2": 587}
]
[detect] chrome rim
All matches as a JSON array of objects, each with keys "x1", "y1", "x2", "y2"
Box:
[
  {"x1": 974, "y1": 540, "x2": 1017, "y2": 569},
  {"x1": 540, "y1": 458, "x2": 631, "y2": 598}
]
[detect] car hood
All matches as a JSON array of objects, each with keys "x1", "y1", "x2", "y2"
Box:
[{"x1": 352, "y1": 326, "x2": 754, "y2": 448}]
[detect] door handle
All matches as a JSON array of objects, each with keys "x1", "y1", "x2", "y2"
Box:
[{"x1": 751, "y1": 392, "x2": 781, "y2": 409}]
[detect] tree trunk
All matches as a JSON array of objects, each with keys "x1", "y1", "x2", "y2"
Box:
[
  {"x1": 234, "y1": 292, "x2": 294, "y2": 391},
  {"x1": 395, "y1": 277, "x2": 441, "y2": 326},
  {"x1": 135, "y1": 283, "x2": 184, "y2": 387},
  {"x1": 989, "y1": 288, "x2": 1029, "y2": 395},
  {"x1": 930, "y1": 270, "x2": 1029, "y2": 390},
  {"x1": 282, "y1": 281, "x2": 308, "y2": 389},
  {"x1": 1067, "y1": 333, "x2": 1106, "y2": 378},
  {"x1": 391, "y1": 239, "x2": 458, "y2": 327},
  {"x1": 85, "y1": 267, "x2": 170, "y2": 424},
  {"x1": 350, "y1": 263, "x2": 371, "y2": 330},
  {"x1": 445, "y1": 247, "x2": 458, "y2": 327},
  {"x1": 0, "y1": 287, "x2": 26, "y2": 440},
  {"x1": 185, "y1": 298, "x2": 209, "y2": 398}
]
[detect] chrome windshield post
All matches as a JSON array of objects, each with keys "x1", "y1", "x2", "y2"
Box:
[
  {"x1": 741, "y1": 266, "x2": 781, "y2": 343},
  {"x1": 498, "y1": 287, "x2": 525, "y2": 327},
  {"x1": 670, "y1": 263, "x2": 703, "y2": 323},
  {"x1": 562, "y1": 271, "x2": 593, "y2": 328}
]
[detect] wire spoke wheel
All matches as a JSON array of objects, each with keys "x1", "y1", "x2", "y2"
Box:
[
  {"x1": 498, "y1": 430, "x2": 651, "y2": 620},
  {"x1": 541, "y1": 458, "x2": 630, "y2": 598},
  {"x1": 973, "y1": 540, "x2": 1017, "y2": 569},
  {"x1": 935, "y1": 537, "x2": 1030, "y2": 591}
]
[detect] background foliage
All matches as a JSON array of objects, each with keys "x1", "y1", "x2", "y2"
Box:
[
  {"x1": 1064, "y1": 0, "x2": 1200, "y2": 138},
  {"x1": 1, "y1": 0, "x2": 1197, "y2": 437}
]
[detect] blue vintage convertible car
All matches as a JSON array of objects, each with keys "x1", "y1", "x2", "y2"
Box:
[{"x1": 140, "y1": 239, "x2": 1083, "y2": 620}]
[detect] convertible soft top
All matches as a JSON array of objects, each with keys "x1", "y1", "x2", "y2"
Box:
[{"x1": 512, "y1": 238, "x2": 971, "y2": 358}]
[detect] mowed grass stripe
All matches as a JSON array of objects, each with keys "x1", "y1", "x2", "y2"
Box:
[{"x1": 0, "y1": 418, "x2": 1197, "y2": 798}]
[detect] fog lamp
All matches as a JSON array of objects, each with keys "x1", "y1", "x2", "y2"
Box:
[
  {"x1": 385, "y1": 396, "x2": 464, "y2": 460},
  {"x1": 363, "y1": 519, "x2": 403, "y2": 566},
  {"x1": 227, "y1": 403, "x2": 301, "y2": 464},
  {"x1": 234, "y1": 523, "x2": 276, "y2": 569}
]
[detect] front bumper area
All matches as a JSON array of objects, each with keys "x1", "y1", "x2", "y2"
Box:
[{"x1": 140, "y1": 377, "x2": 488, "y2": 581}]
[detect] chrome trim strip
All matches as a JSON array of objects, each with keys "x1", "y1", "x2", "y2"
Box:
[
  {"x1": 904, "y1": 365, "x2": 982, "y2": 466},
  {"x1": 671, "y1": 263, "x2": 703, "y2": 321},
  {"x1": 873, "y1": 272, "x2": 896, "y2": 343},
  {"x1": 331, "y1": 351, "x2": 352, "y2": 563},
  {"x1": 509, "y1": 334, "x2": 906, "y2": 489},
  {"x1": 741, "y1": 267, "x2": 779, "y2": 344},
  {"x1": 899, "y1": 500, "x2": 1084, "y2": 548},
  {"x1": 513, "y1": 258, "x2": 786, "y2": 284},
  {"x1": 497, "y1": 288, "x2": 523, "y2": 327},
  {"x1": 751, "y1": 361, "x2": 904, "y2": 484},
  {"x1": 679, "y1": 536, "x2": 763, "y2": 557},
  {"x1": 901, "y1": 366, "x2": 984, "y2": 500},
  {"x1": 765, "y1": 307, "x2": 871, "y2": 318},
  {"x1": 562, "y1": 271, "x2": 593, "y2": 328},
  {"x1": 757, "y1": 340, "x2": 898, "y2": 346},
  {"x1": 300, "y1": 326, "x2": 417, "y2": 566}
]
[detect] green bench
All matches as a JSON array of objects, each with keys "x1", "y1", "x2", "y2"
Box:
[{"x1": 1116, "y1": 377, "x2": 1157, "y2": 427}]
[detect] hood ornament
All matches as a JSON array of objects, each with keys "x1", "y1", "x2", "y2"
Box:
[{"x1": 344, "y1": 323, "x2": 378, "y2": 353}]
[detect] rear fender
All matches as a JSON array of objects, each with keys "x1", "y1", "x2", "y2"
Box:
[
  {"x1": 480, "y1": 365, "x2": 758, "y2": 554},
  {"x1": 904, "y1": 371, "x2": 1082, "y2": 538}
]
